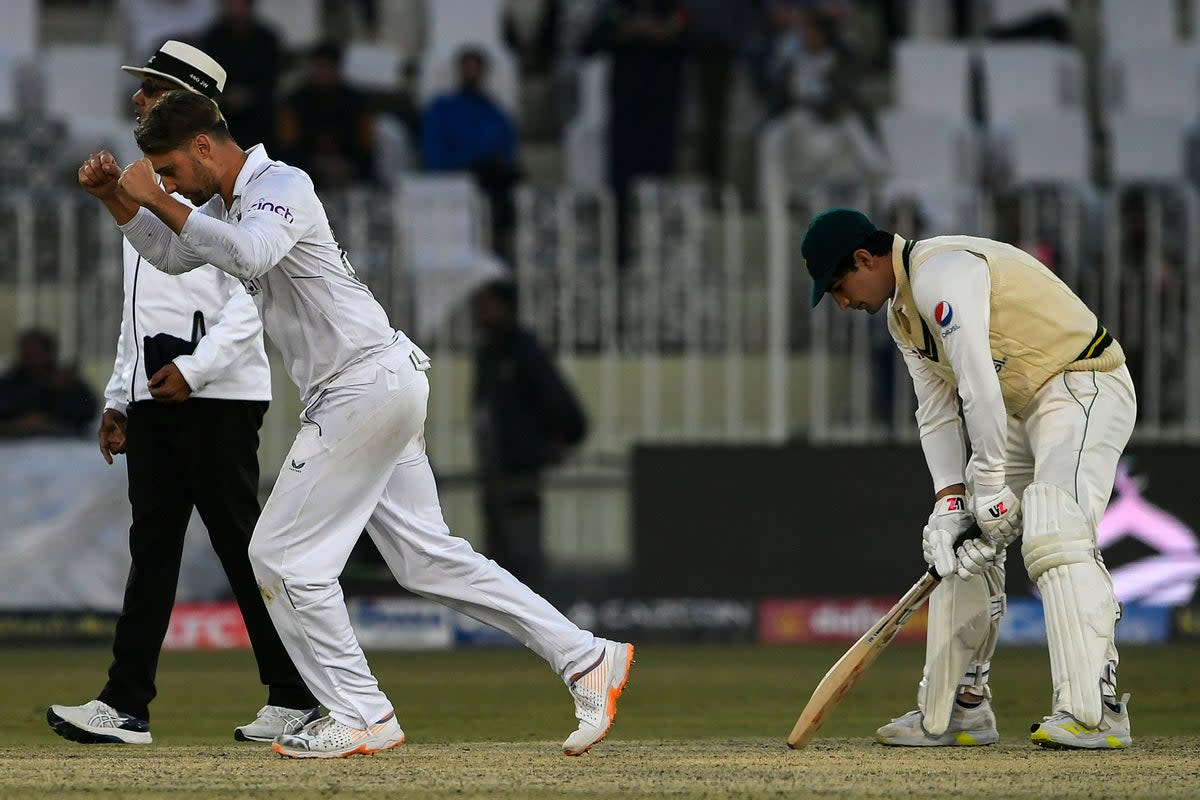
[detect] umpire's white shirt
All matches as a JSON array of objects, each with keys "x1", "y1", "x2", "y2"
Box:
[
  {"x1": 103, "y1": 233, "x2": 271, "y2": 416},
  {"x1": 120, "y1": 145, "x2": 405, "y2": 405}
]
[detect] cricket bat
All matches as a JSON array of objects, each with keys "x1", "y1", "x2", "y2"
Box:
[{"x1": 786, "y1": 567, "x2": 942, "y2": 750}]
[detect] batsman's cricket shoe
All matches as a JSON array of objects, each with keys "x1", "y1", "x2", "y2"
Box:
[
  {"x1": 1030, "y1": 693, "x2": 1132, "y2": 750},
  {"x1": 46, "y1": 700, "x2": 151, "y2": 745},
  {"x1": 875, "y1": 699, "x2": 999, "y2": 746},
  {"x1": 272, "y1": 712, "x2": 404, "y2": 759},
  {"x1": 234, "y1": 705, "x2": 321, "y2": 742},
  {"x1": 562, "y1": 639, "x2": 635, "y2": 756}
]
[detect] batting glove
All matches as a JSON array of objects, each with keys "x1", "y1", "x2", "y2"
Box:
[{"x1": 922, "y1": 494, "x2": 974, "y2": 579}]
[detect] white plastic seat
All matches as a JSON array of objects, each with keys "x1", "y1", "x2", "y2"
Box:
[
  {"x1": 979, "y1": 43, "x2": 1083, "y2": 126},
  {"x1": 989, "y1": 0, "x2": 1068, "y2": 28},
  {"x1": 425, "y1": 0, "x2": 504, "y2": 49},
  {"x1": 44, "y1": 45, "x2": 123, "y2": 133},
  {"x1": 1109, "y1": 112, "x2": 1190, "y2": 183},
  {"x1": 564, "y1": 56, "x2": 610, "y2": 188},
  {"x1": 1100, "y1": 0, "x2": 1178, "y2": 49},
  {"x1": 879, "y1": 108, "x2": 977, "y2": 186},
  {"x1": 1103, "y1": 46, "x2": 1200, "y2": 115},
  {"x1": 344, "y1": 42, "x2": 405, "y2": 91},
  {"x1": 255, "y1": 0, "x2": 320, "y2": 50},
  {"x1": 397, "y1": 174, "x2": 506, "y2": 338},
  {"x1": 906, "y1": 0, "x2": 953, "y2": 40},
  {"x1": 1007, "y1": 110, "x2": 1090, "y2": 186},
  {"x1": 0, "y1": 0, "x2": 38, "y2": 61},
  {"x1": 893, "y1": 41, "x2": 974, "y2": 123}
]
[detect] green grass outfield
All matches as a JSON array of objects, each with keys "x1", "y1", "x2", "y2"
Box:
[{"x1": 2, "y1": 644, "x2": 1198, "y2": 799}]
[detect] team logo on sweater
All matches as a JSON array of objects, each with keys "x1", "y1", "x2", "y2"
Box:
[{"x1": 934, "y1": 301, "x2": 954, "y2": 326}]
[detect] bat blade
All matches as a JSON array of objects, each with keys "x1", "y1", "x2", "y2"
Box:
[{"x1": 786, "y1": 571, "x2": 939, "y2": 750}]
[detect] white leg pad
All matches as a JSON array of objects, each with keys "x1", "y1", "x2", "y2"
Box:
[
  {"x1": 917, "y1": 563, "x2": 1005, "y2": 736},
  {"x1": 1021, "y1": 482, "x2": 1120, "y2": 728}
]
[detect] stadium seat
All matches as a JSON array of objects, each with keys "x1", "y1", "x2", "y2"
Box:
[
  {"x1": 905, "y1": 0, "x2": 954, "y2": 40},
  {"x1": 565, "y1": 56, "x2": 609, "y2": 189},
  {"x1": 344, "y1": 42, "x2": 406, "y2": 92},
  {"x1": 1100, "y1": 0, "x2": 1178, "y2": 49},
  {"x1": 892, "y1": 42, "x2": 974, "y2": 123},
  {"x1": 1006, "y1": 110, "x2": 1090, "y2": 186},
  {"x1": 255, "y1": 0, "x2": 320, "y2": 50},
  {"x1": 397, "y1": 174, "x2": 506, "y2": 338},
  {"x1": 0, "y1": 51, "x2": 19, "y2": 120},
  {"x1": 979, "y1": 43, "x2": 1084, "y2": 126},
  {"x1": 1109, "y1": 112, "x2": 1191, "y2": 184},
  {"x1": 989, "y1": 0, "x2": 1068, "y2": 28},
  {"x1": 43, "y1": 45, "x2": 123, "y2": 132},
  {"x1": 0, "y1": 0, "x2": 38, "y2": 61},
  {"x1": 426, "y1": 0, "x2": 504, "y2": 49},
  {"x1": 876, "y1": 109, "x2": 981, "y2": 233},
  {"x1": 1103, "y1": 46, "x2": 1200, "y2": 116}
]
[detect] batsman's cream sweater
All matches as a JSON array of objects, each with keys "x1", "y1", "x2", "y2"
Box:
[{"x1": 888, "y1": 234, "x2": 1124, "y2": 417}]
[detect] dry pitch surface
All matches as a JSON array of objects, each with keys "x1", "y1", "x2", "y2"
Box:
[{"x1": 3, "y1": 645, "x2": 1198, "y2": 799}]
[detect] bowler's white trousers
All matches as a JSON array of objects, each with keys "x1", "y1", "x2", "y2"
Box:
[{"x1": 248, "y1": 344, "x2": 602, "y2": 728}]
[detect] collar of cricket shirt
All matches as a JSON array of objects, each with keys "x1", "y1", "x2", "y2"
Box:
[{"x1": 231, "y1": 144, "x2": 274, "y2": 205}]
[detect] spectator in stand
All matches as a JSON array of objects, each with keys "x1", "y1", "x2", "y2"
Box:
[
  {"x1": 277, "y1": 41, "x2": 377, "y2": 191},
  {"x1": 769, "y1": 9, "x2": 887, "y2": 186},
  {"x1": 472, "y1": 281, "x2": 588, "y2": 595},
  {"x1": 197, "y1": 0, "x2": 281, "y2": 152},
  {"x1": 584, "y1": 0, "x2": 688, "y2": 266},
  {"x1": 0, "y1": 329, "x2": 97, "y2": 438},
  {"x1": 422, "y1": 47, "x2": 522, "y2": 263},
  {"x1": 681, "y1": 0, "x2": 768, "y2": 192}
]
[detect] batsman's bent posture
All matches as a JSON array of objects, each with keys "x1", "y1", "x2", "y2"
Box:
[
  {"x1": 79, "y1": 90, "x2": 633, "y2": 759},
  {"x1": 805, "y1": 209, "x2": 1134, "y2": 750}
]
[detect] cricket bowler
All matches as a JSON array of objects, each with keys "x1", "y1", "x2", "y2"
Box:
[
  {"x1": 78, "y1": 90, "x2": 633, "y2": 759},
  {"x1": 804, "y1": 208, "x2": 1135, "y2": 749}
]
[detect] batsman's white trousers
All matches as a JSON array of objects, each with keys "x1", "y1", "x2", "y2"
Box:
[
  {"x1": 248, "y1": 345, "x2": 602, "y2": 728},
  {"x1": 928, "y1": 365, "x2": 1136, "y2": 705}
]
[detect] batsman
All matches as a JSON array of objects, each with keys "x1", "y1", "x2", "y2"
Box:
[{"x1": 804, "y1": 208, "x2": 1135, "y2": 750}]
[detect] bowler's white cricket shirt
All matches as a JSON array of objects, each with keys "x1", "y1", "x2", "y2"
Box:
[{"x1": 121, "y1": 145, "x2": 406, "y2": 404}]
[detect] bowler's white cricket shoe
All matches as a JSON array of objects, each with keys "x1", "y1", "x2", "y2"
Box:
[
  {"x1": 1030, "y1": 693, "x2": 1132, "y2": 749},
  {"x1": 875, "y1": 699, "x2": 999, "y2": 746},
  {"x1": 272, "y1": 712, "x2": 405, "y2": 759},
  {"x1": 234, "y1": 704, "x2": 321, "y2": 742},
  {"x1": 47, "y1": 699, "x2": 152, "y2": 745},
  {"x1": 562, "y1": 639, "x2": 635, "y2": 756}
]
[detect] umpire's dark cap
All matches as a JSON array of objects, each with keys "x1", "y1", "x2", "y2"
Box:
[
  {"x1": 121, "y1": 41, "x2": 226, "y2": 100},
  {"x1": 802, "y1": 208, "x2": 879, "y2": 307}
]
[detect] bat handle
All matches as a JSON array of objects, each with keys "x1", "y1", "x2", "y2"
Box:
[{"x1": 927, "y1": 565, "x2": 944, "y2": 581}]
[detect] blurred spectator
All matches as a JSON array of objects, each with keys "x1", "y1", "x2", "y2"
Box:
[
  {"x1": 988, "y1": 1, "x2": 1068, "y2": 42},
  {"x1": 423, "y1": 47, "x2": 522, "y2": 263},
  {"x1": 197, "y1": 0, "x2": 281, "y2": 151},
  {"x1": 682, "y1": 0, "x2": 768, "y2": 190},
  {"x1": 0, "y1": 329, "x2": 97, "y2": 438},
  {"x1": 278, "y1": 41, "x2": 377, "y2": 191},
  {"x1": 472, "y1": 281, "x2": 588, "y2": 594},
  {"x1": 584, "y1": 0, "x2": 688, "y2": 266},
  {"x1": 769, "y1": 10, "x2": 886, "y2": 186}
]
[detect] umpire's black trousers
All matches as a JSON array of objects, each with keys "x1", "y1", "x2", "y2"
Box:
[{"x1": 98, "y1": 398, "x2": 316, "y2": 721}]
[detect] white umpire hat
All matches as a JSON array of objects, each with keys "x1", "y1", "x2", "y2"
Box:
[{"x1": 121, "y1": 41, "x2": 226, "y2": 100}]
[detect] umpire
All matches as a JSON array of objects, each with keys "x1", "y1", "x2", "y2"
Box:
[{"x1": 47, "y1": 42, "x2": 318, "y2": 745}]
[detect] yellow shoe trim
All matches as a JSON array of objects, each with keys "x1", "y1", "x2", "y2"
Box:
[
  {"x1": 1030, "y1": 728, "x2": 1051, "y2": 743},
  {"x1": 953, "y1": 732, "x2": 978, "y2": 746},
  {"x1": 1105, "y1": 736, "x2": 1126, "y2": 749}
]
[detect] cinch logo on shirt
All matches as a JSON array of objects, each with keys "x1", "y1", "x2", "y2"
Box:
[
  {"x1": 934, "y1": 301, "x2": 954, "y2": 327},
  {"x1": 249, "y1": 199, "x2": 294, "y2": 223}
]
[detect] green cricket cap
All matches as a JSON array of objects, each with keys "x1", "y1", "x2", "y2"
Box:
[{"x1": 802, "y1": 208, "x2": 878, "y2": 307}]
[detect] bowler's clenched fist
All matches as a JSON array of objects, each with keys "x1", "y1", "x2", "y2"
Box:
[
  {"x1": 78, "y1": 151, "x2": 121, "y2": 198},
  {"x1": 118, "y1": 158, "x2": 165, "y2": 206}
]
